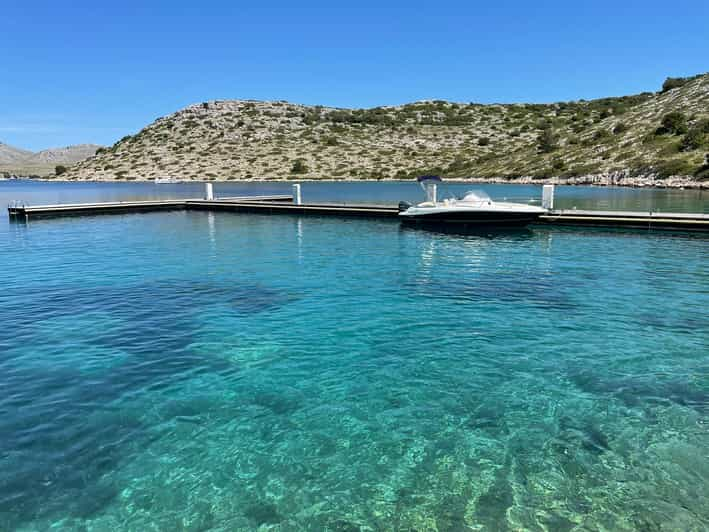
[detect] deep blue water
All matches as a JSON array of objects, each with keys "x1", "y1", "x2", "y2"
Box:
[{"x1": 1, "y1": 182, "x2": 708, "y2": 530}]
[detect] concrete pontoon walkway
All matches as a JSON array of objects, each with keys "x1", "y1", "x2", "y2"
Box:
[{"x1": 7, "y1": 196, "x2": 709, "y2": 231}]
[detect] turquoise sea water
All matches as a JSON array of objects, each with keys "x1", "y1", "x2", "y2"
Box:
[{"x1": 1, "y1": 182, "x2": 708, "y2": 531}]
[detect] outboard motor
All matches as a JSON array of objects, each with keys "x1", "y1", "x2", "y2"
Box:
[{"x1": 398, "y1": 201, "x2": 412, "y2": 213}]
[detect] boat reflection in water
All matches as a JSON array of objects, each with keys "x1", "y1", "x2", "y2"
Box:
[
  {"x1": 399, "y1": 221, "x2": 534, "y2": 239},
  {"x1": 399, "y1": 175, "x2": 546, "y2": 228}
]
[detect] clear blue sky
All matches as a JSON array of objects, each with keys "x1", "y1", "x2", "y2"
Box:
[{"x1": 2, "y1": 0, "x2": 707, "y2": 151}]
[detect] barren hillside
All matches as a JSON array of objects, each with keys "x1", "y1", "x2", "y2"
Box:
[
  {"x1": 1, "y1": 143, "x2": 101, "y2": 176},
  {"x1": 63, "y1": 74, "x2": 709, "y2": 185}
]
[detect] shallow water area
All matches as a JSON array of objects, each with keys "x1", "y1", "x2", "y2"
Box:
[{"x1": 0, "y1": 181, "x2": 708, "y2": 530}]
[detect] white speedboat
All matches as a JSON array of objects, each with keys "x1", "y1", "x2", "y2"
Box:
[{"x1": 399, "y1": 176, "x2": 546, "y2": 227}]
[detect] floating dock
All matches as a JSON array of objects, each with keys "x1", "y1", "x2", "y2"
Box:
[
  {"x1": 7, "y1": 194, "x2": 708, "y2": 231},
  {"x1": 187, "y1": 199, "x2": 399, "y2": 218},
  {"x1": 7, "y1": 195, "x2": 293, "y2": 219},
  {"x1": 7, "y1": 199, "x2": 188, "y2": 218},
  {"x1": 539, "y1": 209, "x2": 709, "y2": 231}
]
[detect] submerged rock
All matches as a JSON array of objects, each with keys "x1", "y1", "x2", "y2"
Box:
[
  {"x1": 568, "y1": 370, "x2": 709, "y2": 413},
  {"x1": 244, "y1": 500, "x2": 282, "y2": 525}
]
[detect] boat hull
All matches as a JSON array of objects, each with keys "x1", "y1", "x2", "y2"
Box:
[{"x1": 400, "y1": 210, "x2": 542, "y2": 227}]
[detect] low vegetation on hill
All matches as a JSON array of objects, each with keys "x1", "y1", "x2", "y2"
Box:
[{"x1": 62, "y1": 74, "x2": 709, "y2": 184}]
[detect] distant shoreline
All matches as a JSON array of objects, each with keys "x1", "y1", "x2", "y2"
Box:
[{"x1": 16, "y1": 175, "x2": 708, "y2": 189}]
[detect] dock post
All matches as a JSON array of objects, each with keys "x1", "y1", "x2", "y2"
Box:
[
  {"x1": 292, "y1": 184, "x2": 301, "y2": 205},
  {"x1": 542, "y1": 185, "x2": 555, "y2": 210},
  {"x1": 205, "y1": 182, "x2": 214, "y2": 200}
]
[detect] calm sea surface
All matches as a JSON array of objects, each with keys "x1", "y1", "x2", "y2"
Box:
[
  {"x1": 1, "y1": 181, "x2": 708, "y2": 530},
  {"x1": 2, "y1": 179, "x2": 708, "y2": 212}
]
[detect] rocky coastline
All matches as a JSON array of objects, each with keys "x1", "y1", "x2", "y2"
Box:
[
  {"x1": 450, "y1": 171, "x2": 707, "y2": 189},
  {"x1": 23, "y1": 171, "x2": 707, "y2": 189}
]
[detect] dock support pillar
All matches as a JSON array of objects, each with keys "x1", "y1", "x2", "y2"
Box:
[
  {"x1": 292, "y1": 184, "x2": 301, "y2": 205},
  {"x1": 542, "y1": 185, "x2": 555, "y2": 210},
  {"x1": 205, "y1": 182, "x2": 214, "y2": 200}
]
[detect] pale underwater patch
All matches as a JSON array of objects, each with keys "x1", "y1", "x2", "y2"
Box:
[{"x1": 186, "y1": 338, "x2": 282, "y2": 369}]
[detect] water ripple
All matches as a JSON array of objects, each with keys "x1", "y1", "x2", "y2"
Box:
[{"x1": 0, "y1": 197, "x2": 707, "y2": 530}]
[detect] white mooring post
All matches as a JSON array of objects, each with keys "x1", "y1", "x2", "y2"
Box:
[
  {"x1": 292, "y1": 184, "x2": 302, "y2": 205},
  {"x1": 205, "y1": 182, "x2": 214, "y2": 200},
  {"x1": 542, "y1": 184, "x2": 555, "y2": 210}
]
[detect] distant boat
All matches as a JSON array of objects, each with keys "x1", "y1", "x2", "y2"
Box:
[
  {"x1": 399, "y1": 175, "x2": 546, "y2": 227},
  {"x1": 155, "y1": 177, "x2": 181, "y2": 184}
]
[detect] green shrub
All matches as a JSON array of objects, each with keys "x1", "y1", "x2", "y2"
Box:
[
  {"x1": 571, "y1": 122, "x2": 586, "y2": 133},
  {"x1": 475, "y1": 153, "x2": 497, "y2": 164},
  {"x1": 655, "y1": 158, "x2": 694, "y2": 178},
  {"x1": 695, "y1": 118, "x2": 709, "y2": 133},
  {"x1": 477, "y1": 137, "x2": 490, "y2": 146},
  {"x1": 446, "y1": 156, "x2": 469, "y2": 173},
  {"x1": 679, "y1": 128, "x2": 706, "y2": 151},
  {"x1": 658, "y1": 141, "x2": 681, "y2": 156},
  {"x1": 612, "y1": 122, "x2": 628, "y2": 135},
  {"x1": 593, "y1": 129, "x2": 612, "y2": 141},
  {"x1": 537, "y1": 128, "x2": 559, "y2": 153},
  {"x1": 55, "y1": 165, "x2": 67, "y2": 176},
  {"x1": 661, "y1": 75, "x2": 699, "y2": 92},
  {"x1": 562, "y1": 163, "x2": 601, "y2": 177},
  {"x1": 290, "y1": 159, "x2": 308, "y2": 174},
  {"x1": 535, "y1": 119, "x2": 552, "y2": 130},
  {"x1": 657, "y1": 112, "x2": 688, "y2": 135},
  {"x1": 531, "y1": 169, "x2": 552, "y2": 179},
  {"x1": 551, "y1": 157, "x2": 566, "y2": 171}
]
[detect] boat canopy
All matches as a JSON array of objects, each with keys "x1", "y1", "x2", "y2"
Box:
[{"x1": 417, "y1": 175, "x2": 442, "y2": 183}]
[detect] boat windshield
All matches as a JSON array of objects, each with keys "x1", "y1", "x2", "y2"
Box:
[{"x1": 460, "y1": 190, "x2": 491, "y2": 202}]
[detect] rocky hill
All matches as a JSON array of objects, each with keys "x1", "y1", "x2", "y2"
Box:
[
  {"x1": 0, "y1": 143, "x2": 34, "y2": 166},
  {"x1": 31, "y1": 144, "x2": 101, "y2": 164},
  {"x1": 63, "y1": 74, "x2": 709, "y2": 186},
  {"x1": 0, "y1": 143, "x2": 102, "y2": 177}
]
